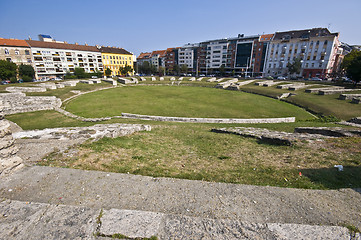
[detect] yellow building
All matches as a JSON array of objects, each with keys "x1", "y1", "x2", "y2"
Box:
[{"x1": 99, "y1": 46, "x2": 134, "y2": 76}]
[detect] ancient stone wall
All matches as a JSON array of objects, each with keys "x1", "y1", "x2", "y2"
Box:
[
  {"x1": 0, "y1": 110, "x2": 23, "y2": 176},
  {"x1": 0, "y1": 92, "x2": 62, "y2": 115},
  {"x1": 121, "y1": 113, "x2": 296, "y2": 124}
]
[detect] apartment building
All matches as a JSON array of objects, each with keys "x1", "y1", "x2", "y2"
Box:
[
  {"x1": 26, "y1": 39, "x2": 103, "y2": 79},
  {"x1": 178, "y1": 43, "x2": 199, "y2": 72},
  {"x1": 0, "y1": 38, "x2": 34, "y2": 67},
  {"x1": 137, "y1": 52, "x2": 152, "y2": 65},
  {"x1": 264, "y1": 28, "x2": 341, "y2": 78},
  {"x1": 100, "y1": 46, "x2": 134, "y2": 76},
  {"x1": 164, "y1": 48, "x2": 178, "y2": 73}
]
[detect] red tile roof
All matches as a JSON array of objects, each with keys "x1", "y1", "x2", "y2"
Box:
[
  {"x1": 0, "y1": 38, "x2": 30, "y2": 47},
  {"x1": 138, "y1": 52, "x2": 152, "y2": 59}
]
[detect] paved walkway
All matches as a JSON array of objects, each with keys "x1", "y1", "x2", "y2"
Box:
[{"x1": 1, "y1": 166, "x2": 360, "y2": 239}]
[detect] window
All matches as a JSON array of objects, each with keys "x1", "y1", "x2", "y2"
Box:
[
  {"x1": 313, "y1": 56, "x2": 316, "y2": 60},
  {"x1": 6, "y1": 58, "x2": 11, "y2": 62},
  {"x1": 4, "y1": 49, "x2": 9, "y2": 54},
  {"x1": 14, "y1": 49, "x2": 19, "y2": 55}
]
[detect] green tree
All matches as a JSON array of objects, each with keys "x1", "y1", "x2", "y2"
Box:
[
  {"x1": 287, "y1": 58, "x2": 302, "y2": 76},
  {"x1": 74, "y1": 67, "x2": 87, "y2": 79},
  {"x1": 0, "y1": 60, "x2": 17, "y2": 80},
  {"x1": 158, "y1": 66, "x2": 165, "y2": 76},
  {"x1": 124, "y1": 64, "x2": 133, "y2": 75},
  {"x1": 18, "y1": 64, "x2": 35, "y2": 81},
  {"x1": 219, "y1": 64, "x2": 225, "y2": 76},
  {"x1": 105, "y1": 68, "x2": 112, "y2": 77},
  {"x1": 346, "y1": 55, "x2": 361, "y2": 84},
  {"x1": 180, "y1": 64, "x2": 188, "y2": 74},
  {"x1": 173, "y1": 64, "x2": 180, "y2": 75},
  {"x1": 342, "y1": 50, "x2": 361, "y2": 70}
]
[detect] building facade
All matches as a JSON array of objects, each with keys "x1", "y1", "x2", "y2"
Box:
[
  {"x1": 99, "y1": 46, "x2": 134, "y2": 76},
  {"x1": 0, "y1": 38, "x2": 34, "y2": 67},
  {"x1": 264, "y1": 28, "x2": 341, "y2": 79},
  {"x1": 26, "y1": 40, "x2": 103, "y2": 79}
]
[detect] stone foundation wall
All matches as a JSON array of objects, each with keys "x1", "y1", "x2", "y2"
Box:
[
  {"x1": 0, "y1": 92, "x2": 62, "y2": 115},
  {"x1": 0, "y1": 118, "x2": 23, "y2": 176},
  {"x1": 121, "y1": 113, "x2": 296, "y2": 124}
]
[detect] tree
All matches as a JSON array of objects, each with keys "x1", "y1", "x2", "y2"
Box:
[
  {"x1": 74, "y1": 67, "x2": 87, "y2": 79},
  {"x1": 119, "y1": 65, "x2": 133, "y2": 76},
  {"x1": 105, "y1": 68, "x2": 112, "y2": 77},
  {"x1": 158, "y1": 66, "x2": 165, "y2": 76},
  {"x1": 342, "y1": 50, "x2": 361, "y2": 70},
  {"x1": 346, "y1": 55, "x2": 361, "y2": 84},
  {"x1": 219, "y1": 64, "x2": 225, "y2": 76},
  {"x1": 18, "y1": 64, "x2": 35, "y2": 81},
  {"x1": 173, "y1": 64, "x2": 180, "y2": 75},
  {"x1": 287, "y1": 58, "x2": 302, "y2": 76},
  {"x1": 0, "y1": 60, "x2": 17, "y2": 80},
  {"x1": 180, "y1": 64, "x2": 188, "y2": 74}
]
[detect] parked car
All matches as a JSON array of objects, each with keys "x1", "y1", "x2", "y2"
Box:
[
  {"x1": 265, "y1": 76, "x2": 274, "y2": 80},
  {"x1": 91, "y1": 76, "x2": 98, "y2": 79},
  {"x1": 277, "y1": 76, "x2": 286, "y2": 80},
  {"x1": 255, "y1": 76, "x2": 263, "y2": 79},
  {"x1": 199, "y1": 74, "x2": 205, "y2": 77},
  {"x1": 311, "y1": 77, "x2": 322, "y2": 81},
  {"x1": 1, "y1": 80, "x2": 9, "y2": 85}
]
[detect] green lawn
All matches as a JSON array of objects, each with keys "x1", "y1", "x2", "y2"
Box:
[
  {"x1": 64, "y1": 85, "x2": 314, "y2": 120},
  {"x1": 240, "y1": 83, "x2": 361, "y2": 120}
]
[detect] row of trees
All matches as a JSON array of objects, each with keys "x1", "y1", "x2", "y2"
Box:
[
  {"x1": 104, "y1": 64, "x2": 133, "y2": 77},
  {"x1": 0, "y1": 60, "x2": 35, "y2": 82},
  {"x1": 137, "y1": 61, "x2": 189, "y2": 76}
]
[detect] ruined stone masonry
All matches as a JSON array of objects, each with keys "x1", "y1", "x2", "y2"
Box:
[
  {"x1": 0, "y1": 107, "x2": 23, "y2": 176},
  {"x1": 0, "y1": 92, "x2": 62, "y2": 115}
]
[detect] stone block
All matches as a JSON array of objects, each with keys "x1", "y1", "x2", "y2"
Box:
[
  {"x1": 6, "y1": 87, "x2": 47, "y2": 93},
  {"x1": 318, "y1": 89, "x2": 359, "y2": 95},
  {"x1": 339, "y1": 94, "x2": 361, "y2": 100}
]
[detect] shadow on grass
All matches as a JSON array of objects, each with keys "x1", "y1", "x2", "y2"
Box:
[{"x1": 301, "y1": 166, "x2": 361, "y2": 192}]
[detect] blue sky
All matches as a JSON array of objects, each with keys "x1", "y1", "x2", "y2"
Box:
[{"x1": 1, "y1": 0, "x2": 360, "y2": 56}]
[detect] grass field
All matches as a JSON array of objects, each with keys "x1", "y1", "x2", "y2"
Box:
[
  {"x1": 4, "y1": 78, "x2": 361, "y2": 189},
  {"x1": 240, "y1": 82, "x2": 361, "y2": 120},
  {"x1": 64, "y1": 85, "x2": 314, "y2": 120}
]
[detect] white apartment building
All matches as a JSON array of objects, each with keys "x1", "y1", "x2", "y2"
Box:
[
  {"x1": 264, "y1": 28, "x2": 341, "y2": 78},
  {"x1": 178, "y1": 43, "x2": 199, "y2": 69},
  {"x1": 26, "y1": 39, "x2": 103, "y2": 79},
  {"x1": 205, "y1": 41, "x2": 228, "y2": 69}
]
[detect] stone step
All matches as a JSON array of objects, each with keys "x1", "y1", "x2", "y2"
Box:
[
  {"x1": 0, "y1": 198, "x2": 355, "y2": 240},
  {"x1": 1, "y1": 165, "x2": 360, "y2": 234}
]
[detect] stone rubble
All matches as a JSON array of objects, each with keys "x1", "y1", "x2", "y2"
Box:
[
  {"x1": 305, "y1": 86, "x2": 344, "y2": 93},
  {"x1": 12, "y1": 123, "x2": 151, "y2": 142}
]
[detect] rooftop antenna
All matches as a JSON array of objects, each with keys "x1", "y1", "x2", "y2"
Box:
[{"x1": 327, "y1": 23, "x2": 331, "y2": 30}]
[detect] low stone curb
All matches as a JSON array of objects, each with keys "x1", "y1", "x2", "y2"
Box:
[
  {"x1": 121, "y1": 113, "x2": 296, "y2": 124},
  {"x1": 0, "y1": 199, "x2": 357, "y2": 240}
]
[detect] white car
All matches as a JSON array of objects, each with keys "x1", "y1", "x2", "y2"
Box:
[{"x1": 277, "y1": 76, "x2": 286, "y2": 80}]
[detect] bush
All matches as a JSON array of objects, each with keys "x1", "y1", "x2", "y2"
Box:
[
  {"x1": 22, "y1": 75, "x2": 33, "y2": 82},
  {"x1": 10, "y1": 77, "x2": 17, "y2": 83}
]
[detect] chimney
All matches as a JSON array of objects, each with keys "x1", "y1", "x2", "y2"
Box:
[
  {"x1": 75, "y1": 42, "x2": 78, "y2": 45},
  {"x1": 28, "y1": 36, "x2": 32, "y2": 40}
]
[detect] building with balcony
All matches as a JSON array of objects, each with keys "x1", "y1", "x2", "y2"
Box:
[
  {"x1": 26, "y1": 37, "x2": 103, "y2": 79},
  {"x1": 264, "y1": 28, "x2": 341, "y2": 79},
  {"x1": 99, "y1": 46, "x2": 134, "y2": 76}
]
